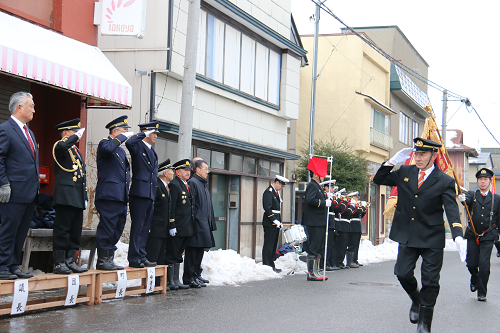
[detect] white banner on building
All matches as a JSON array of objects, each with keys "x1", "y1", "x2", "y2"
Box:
[{"x1": 97, "y1": 0, "x2": 147, "y2": 38}]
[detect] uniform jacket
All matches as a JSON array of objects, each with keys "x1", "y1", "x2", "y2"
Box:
[
  {"x1": 262, "y1": 184, "x2": 281, "y2": 227},
  {"x1": 302, "y1": 180, "x2": 328, "y2": 227},
  {"x1": 327, "y1": 194, "x2": 336, "y2": 229},
  {"x1": 95, "y1": 134, "x2": 130, "y2": 203},
  {"x1": 52, "y1": 134, "x2": 88, "y2": 208},
  {"x1": 373, "y1": 163, "x2": 463, "y2": 248},
  {"x1": 349, "y1": 206, "x2": 367, "y2": 233},
  {"x1": 462, "y1": 190, "x2": 500, "y2": 241},
  {"x1": 187, "y1": 174, "x2": 216, "y2": 248},
  {"x1": 125, "y1": 132, "x2": 158, "y2": 200},
  {"x1": 169, "y1": 176, "x2": 194, "y2": 238},
  {"x1": 150, "y1": 178, "x2": 170, "y2": 239},
  {"x1": 336, "y1": 199, "x2": 354, "y2": 233},
  {"x1": 0, "y1": 117, "x2": 39, "y2": 203}
]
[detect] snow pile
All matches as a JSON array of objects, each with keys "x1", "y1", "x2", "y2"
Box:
[{"x1": 358, "y1": 238, "x2": 399, "y2": 264}]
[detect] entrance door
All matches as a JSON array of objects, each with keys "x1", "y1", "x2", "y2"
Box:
[{"x1": 210, "y1": 174, "x2": 228, "y2": 250}]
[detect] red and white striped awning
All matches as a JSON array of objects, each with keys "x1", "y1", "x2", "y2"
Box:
[{"x1": 0, "y1": 12, "x2": 132, "y2": 108}]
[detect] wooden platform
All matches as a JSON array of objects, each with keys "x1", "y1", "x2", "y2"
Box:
[
  {"x1": 0, "y1": 271, "x2": 96, "y2": 316},
  {"x1": 94, "y1": 265, "x2": 167, "y2": 304}
]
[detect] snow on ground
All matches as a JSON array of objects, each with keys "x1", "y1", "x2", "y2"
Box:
[{"x1": 73, "y1": 238, "x2": 460, "y2": 287}]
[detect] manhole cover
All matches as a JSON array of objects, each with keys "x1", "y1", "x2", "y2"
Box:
[{"x1": 350, "y1": 282, "x2": 397, "y2": 287}]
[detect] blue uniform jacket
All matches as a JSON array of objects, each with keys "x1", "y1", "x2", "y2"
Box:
[{"x1": 125, "y1": 132, "x2": 158, "y2": 200}]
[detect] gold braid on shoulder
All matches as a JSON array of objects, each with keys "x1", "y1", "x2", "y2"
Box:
[{"x1": 52, "y1": 140, "x2": 79, "y2": 173}]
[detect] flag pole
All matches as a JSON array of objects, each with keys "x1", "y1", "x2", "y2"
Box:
[{"x1": 323, "y1": 156, "x2": 333, "y2": 281}]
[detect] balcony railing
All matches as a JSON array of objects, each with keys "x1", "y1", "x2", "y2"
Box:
[{"x1": 370, "y1": 128, "x2": 393, "y2": 151}]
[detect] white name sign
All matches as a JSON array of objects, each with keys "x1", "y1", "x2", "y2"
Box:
[{"x1": 98, "y1": 0, "x2": 147, "y2": 38}]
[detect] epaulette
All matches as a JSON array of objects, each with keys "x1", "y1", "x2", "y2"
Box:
[
  {"x1": 269, "y1": 188, "x2": 273, "y2": 192},
  {"x1": 101, "y1": 138, "x2": 109, "y2": 141}
]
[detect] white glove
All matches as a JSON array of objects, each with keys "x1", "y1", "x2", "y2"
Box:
[
  {"x1": 144, "y1": 129, "x2": 155, "y2": 137},
  {"x1": 333, "y1": 186, "x2": 339, "y2": 191},
  {"x1": 361, "y1": 201, "x2": 367, "y2": 207},
  {"x1": 123, "y1": 131, "x2": 135, "y2": 138},
  {"x1": 325, "y1": 199, "x2": 332, "y2": 207},
  {"x1": 75, "y1": 128, "x2": 85, "y2": 139},
  {"x1": 84, "y1": 200, "x2": 88, "y2": 209},
  {"x1": 388, "y1": 147, "x2": 413, "y2": 166},
  {"x1": 169, "y1": 228, "x2": 177, "y2": 237},
  {"x1": 454, "y1": 236, "x2": 467, "y2": 262},
  {"x1": 0, "y1": 184, "x2": 11, "y2": 203},
  {"x1": 458, "y1": 193, "x2": 466, "y2": 203},
  {"x1": 273, "y1": 220, "x2": 282, "y2": 229},
  {"x1": 327, "y1": 192, "x2": 334, "y2": 199}
]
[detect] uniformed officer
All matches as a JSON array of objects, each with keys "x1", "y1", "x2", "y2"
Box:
[
  {"x1": 373, "y1": 137, "x2": 464, "y2": 333},
  {"x1": 346, "y1": 195, "x2": 367, "y2": 268},
  {"x1": 125, "y1": 122, "x2": 159, "y2": 268},
  {"x1": 146, "y1": 159, "x2": 174, "y2": 288},
  {"x1": 166, "y1": 158, "x2": 195, "y2": 289},
  {"x1": 333, "y1": 194, "x2": 354, "y2": 269},
  {"x1": 52, "y1": 119, "x2": 88, "y2": 274},
  {"x1": 302, "y1": 157, "x2": 331, "y2": 281},
  {"x1": 321, "y1": 180, "x2": 339, "y2": 271},
  {"x1": 95, "y1": 115, "x2": 134, "y2": 270},
  {"x1": 262, "y1": 175, "x2": 289, "y2": 273},
  {"x1": 458, "y1": 167, "x2": 500, "y2": 301}
]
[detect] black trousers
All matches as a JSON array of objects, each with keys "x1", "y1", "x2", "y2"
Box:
[
  {"x1": 262, "y1": 225, "x2": 279, "y2": 268},
  {"x1": 335, "y1": 231, "x2": 349, "y2": 266},
  {"x1": 0, "y1": 201, "x2": 36, "y2": 271},
  {"x1": 183, "y1": 246, "x2": 205, "y2": 284},
  {"x1": 466, "y1": 239, "x2": 494, "y2": 296},
  {"x1": 395, "y1": 244, "x2": 443, "y2": 307},
  {"x1": 95, "y1": 199, "x2": 127, "y2": 251},
  {"x1": 307, "y1": 226, "x2": 326, "y2": 259},
  {"x1": 347, "y1": 232, "x2": 361, "y2": 254},
  {"x1": 128, "y1": 196, "x2": 154, "y2": 263},
  {"x1": 164, "y1": 235, "x2": 189, "y2": 265},
  {"x1": 145, "y1": 236, "x2": 167, "y2": 265},
  {"x1": 326, "y1": 229, "x2": 337, "y2": 266},
  {"x1": 495, "y1": 239, "x2": 500, "y2": 254},
  {"x1": 53, "y1": 204, "x2": 84, "y2": 251}
]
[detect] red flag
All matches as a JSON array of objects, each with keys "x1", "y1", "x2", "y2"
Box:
[{"x1": 307, "y1": 157, "x2": 328, "y2": 177}]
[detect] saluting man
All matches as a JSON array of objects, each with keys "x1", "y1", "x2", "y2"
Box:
[
  {"x1": 52, "y1": 119, "x2": 88, "y2": 274},
  {"x1": 125, "y1": 122, "x2": 159, "y2": 268},
  {"x1": 262, "y1": 175, "x2": 289, "y2": 273},
  {"x1": 458, "y1": 167, "x2": 500, "y2": 301},
  {"x1": 373, "y1": 137, "x2": 464, "y2": 333},
  {"x1": 95, "y1": 115, "x2": 134, "y2": 270}
]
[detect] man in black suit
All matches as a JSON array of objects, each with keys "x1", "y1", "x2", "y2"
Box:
[
  {"x1": 302, "y1": 158, "x2": 331, "y2": 281},
  {"x1": 126, "y1": 122, "x2": 159, "y2": 268},
  {"x1": 0, "y1": 92, "x2": 38, "y2": 280},
  {"x1": 346, "y1": 196, "x2": 367, "y2": 268},
  {"x1": 458, "y1": 167, "x2": 500, "y2": 301},
  {"x1": 373, "y1": 137, "x2": 464, "y2": 333},
  {"x1": 52, "y1": 119, "x2": 88, "y2": 274},
  {"x1": 261, "y1": 175, "x2": 288, "y2": 273},
  {"x1": 166, "y1": 159, "x2": 195, "y2": 289},
  {"x1": 146, "y1": 159, "x2": 174, "y2": 288}
]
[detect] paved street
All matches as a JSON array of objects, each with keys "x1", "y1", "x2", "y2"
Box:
[{"x1": 1, "y1": 251, "x2": 499, "y2": 333}]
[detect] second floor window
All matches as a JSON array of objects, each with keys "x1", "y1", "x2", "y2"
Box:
[
  {"x1": 371, "y1": 107, "x2": 389, "y2": 134},
  {"x1": 399, "y1": 112, "x2": 419, "y2": 145}
]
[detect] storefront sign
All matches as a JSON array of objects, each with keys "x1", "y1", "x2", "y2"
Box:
[{"x1": 99, "y1": 0, "x2": 147, "y2": 38}]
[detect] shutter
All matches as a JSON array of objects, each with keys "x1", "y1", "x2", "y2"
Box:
[{"x1": 0, "y1": 75, "x2": 30, "y2": 124}]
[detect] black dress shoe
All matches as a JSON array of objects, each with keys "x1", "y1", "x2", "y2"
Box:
[
  {"x1": 129, "y1": 261, "x2": 145, "y2": 268},
  {"x1": 11, "y1": 269, "x2": 33, "y2": 279},
  {"x1": 470, "y1": 283, "x2": 477, "y2": 292},
  {"x1": 198, "y1": 277, "x2": 209, "y2": 284},
  {"x1": 477, "y1": 295, "x2": 487, "y2": 302},
  {"x1": 189, "y1": 281, "x2": 201, "y2": 288},
  {"x1": 142, "y1": 260, "x2": 157, "y2": 267},
  {"x1": 326, "y1": 266, "x2": 340, "y2": 271},
  {"x1": 195, "y1": 278, "x2": 206, "y2": 287},
  {"x1": 497, "y1": 252, "x2": 500, "y2": 258},
  {"x1": 0, "y1": 270, "x2": 18, "y2": 280}
]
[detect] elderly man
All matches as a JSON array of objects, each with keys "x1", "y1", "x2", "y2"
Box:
[
  {"x1": 95, "y1": 115, "x2": 134, "y2": 270},
  {"x1": 183, "y1": 159, "x2": 216, "y2": 287},
  {"x1": 52, "y1": 119, "x2": 88, "y2": 274},
  {"x1": 126, "y1": 122, "x2": 159, "y2": 268},
  {"x1": 0, "y1": 92, "x2": 38, "y2": 279}
]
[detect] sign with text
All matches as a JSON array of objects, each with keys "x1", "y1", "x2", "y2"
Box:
[
  {"x1": 11, "y1": 280, "x2": 29, "y2": 315},
  {"x1": 100, "y1": 0, "x2": 147, "y2": 38},
  {"x1": 65, "y1": 275, "x2": 80, "y2": 306},
  {"x1": 115, "y1": 270, "x2": 128, "y2": 298}
]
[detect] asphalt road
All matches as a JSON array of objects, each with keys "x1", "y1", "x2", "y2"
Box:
[{"x1": 1, "y1": 251, "x2": 499, "y2": 333}]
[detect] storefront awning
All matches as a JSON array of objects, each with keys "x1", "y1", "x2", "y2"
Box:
[{"x1": 0, "y1": 12, "x2": 132, "y2": 108}]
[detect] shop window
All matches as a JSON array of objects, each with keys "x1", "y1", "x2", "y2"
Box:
[
  {"x1": 257, "y1": 160, "x2": 270, "y2": 177},
  {"x1": 243, "y1": 157, "x2": 256, "y2": 174},
  {"x1": 197, "y1": 148, "x2": 211, "y2": 167},
  {"x1": 230, "y1": 154, "x2": 243, "y2": 173},
  {"x1": 211, "y1": 151, "x2": 226, "y2": 170}
]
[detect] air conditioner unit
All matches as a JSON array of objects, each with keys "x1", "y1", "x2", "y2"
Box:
[{"x1": 298, "y1": 182, "x2": 307, "y2": 191}]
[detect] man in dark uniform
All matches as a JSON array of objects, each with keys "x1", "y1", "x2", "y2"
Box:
[
  {"x1": 52, "y1": 119, "x2": 88, "y2": 274},
  {"x1": 334, "y1": 195, "x2": 354, "y2": 269},
  {"x1": 458, "y1": 167, "x2": 500, "y2": 301},
  {"x1": 95, "y1": 115, "x2": 134, "y2": 270},
  {"x1": 373, "y1": 137, "x2": 464, "y2": 333},
  {"x1": 302, "y1": 157, "x2": 331, "y2": 281},
  {"x1": 166, "y1": 158, "x2": 195, "y2": 289},
  {"x1": 146, "y1": 159, "x2": 174, "y2": 288},
  {"x1": 261, "y1": 175, "x2": 289, "y2": 273},
  {"x1": 321, "y1": 180, "x2": 339, "y2": 271},
  {"x1": 125, "y1": 122, "x2": 159, "y2": 268},
  {"x1": 346, "y1": 195, "x2": 367, "y2": 268}
]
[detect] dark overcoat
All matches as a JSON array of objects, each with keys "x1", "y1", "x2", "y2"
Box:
[
  {"x1": 169, "y1": 176, "x2": 194, "y2": 237},
  {"x1": 187, "y1": 174, "x2": 216, "y2": 247},
  {"x1": 150, "y1": 178, "x2": 170, "y2": 239},
  {"x1": 302, "y1": 180, "x2": 328, "y2": 227},
  {"x1": 262, "y1": 184, "x2": 281, "y2": 227}
]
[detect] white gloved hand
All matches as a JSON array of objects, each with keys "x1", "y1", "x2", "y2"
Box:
[
  {"x1": 327, "y1": 192, "x2": 334, "y2": 199},
  {"x1": 144, "y1": 129, "x2": 155, "y2": 137},
  {"x1": 361, "y1": 201, "x2": 367, "y2": 207},
  {"x1": 454, "y1": 236, "x2": 467, "y2": 262},
  {"x1": 458, "y1": 193, "x2": 467, "y2": 203},
  {"x1": 325, "y1": 199, "x2": 332, "y2": 208},
  {"x1": 0, "y1": 184, "x2": 11, "y2": 203},
  {"x1": 169, "y1": 228, "x2": 177, "y2": 237},
  {"x1": 84, "y1": 200, "x2": 88, "y2": 209},
  {"x1": 273, "y1": 220, "x2": 282, "y2": 229},
  {"x1": 123, "y1": 131, "x2": 135, "y2": 138},
  {"x1": 388, "y1": 147, "x2": 413, "y2": 166},
  {"x1": 75, "y1": 128, "x2": 85, "y2": 139}
]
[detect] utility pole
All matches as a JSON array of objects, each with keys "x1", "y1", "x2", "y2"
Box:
[
  {"x1": 442, "y1": 89, "x2": 448, "y2": 145},
  {"x1": 177, "y1": 0, "x2": 201, "y2": 160}
]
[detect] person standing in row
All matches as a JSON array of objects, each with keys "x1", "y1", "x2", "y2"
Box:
[
  {"x1": 458, "y1": 167, "x2": 500, "y2": 302},
  {"x1": 52, "y1": 119, "x2": 88, "y2": 274},
  {"x1": 95, "y1": 115, "x2": 134, "y2": 270},
  {"x1": 346, "y1": 195, "x2": 367, "y2": 268},
  {"x1": 126, "y1": 122, "x2": 159, "y2": 268},
  {"x1": 261, "y1": 175, "x2": 289, "y2": 273},
  {"x1": 0, "y1": 92, "x2": 38, "y2": 280}
]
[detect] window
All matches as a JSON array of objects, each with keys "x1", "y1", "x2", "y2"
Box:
[
  {"x1": 371, "y1": 108, "x2": 389, "y2": 134},
  {"x1": 399, "y1": 112, "x2": 420, "y2": 145},
  {"x1": 211, "y1": 151, "x2": 226, "y2": 170},
  {"x1": 257, "y1": 160, "x2": 270, "y2": 177},
  {"x1": 197, "y1": 148, "x2": 211, "y2": 166},
  {"x1": 197, "y1": 10, "x2": 281, "y2": 106},
  {"x1": 243, "y1": 157, "x2": 256, "y2": 174},
  {"x1": 230, "y1": 154, "x2": 243, "y2": 172}
]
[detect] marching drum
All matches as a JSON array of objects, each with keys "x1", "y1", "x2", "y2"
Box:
[{"x1": 283, "y1": 225, "x2": 307, "y2": 246}]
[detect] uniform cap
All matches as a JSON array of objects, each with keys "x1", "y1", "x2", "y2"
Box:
[
  {"x1": 138, "y1": 121, "x2": 159, "y2": 132},
  {"x1": 55, "y1": 118, "x2": 80, "y2": 131},
  {"x1": 274, "y1": 175, "x2": 289, "y2": 186},
  {"x1": 475, "y1": 167, "x2": 493, "y2": 179},
  {"x1": 173, "y1": 158, "x2": 191, "y2": 170},
  {"x1": 413, "y1": 137, "x2": 441, "y2": 152},
  {"x1": 105, "y1": 115, "x2": 130, "y2": 129},
  {"x1": 158, "y1": 158, "x2": 172, "y2": 172}
]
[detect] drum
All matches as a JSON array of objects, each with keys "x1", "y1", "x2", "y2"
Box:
[{"x1": 283, "y1": 225, "x2": 307, "y2": 245}]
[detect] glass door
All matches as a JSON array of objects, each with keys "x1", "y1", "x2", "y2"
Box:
[{"x1": 210, "y1": 174, "x2": 228, "y2": 250}]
